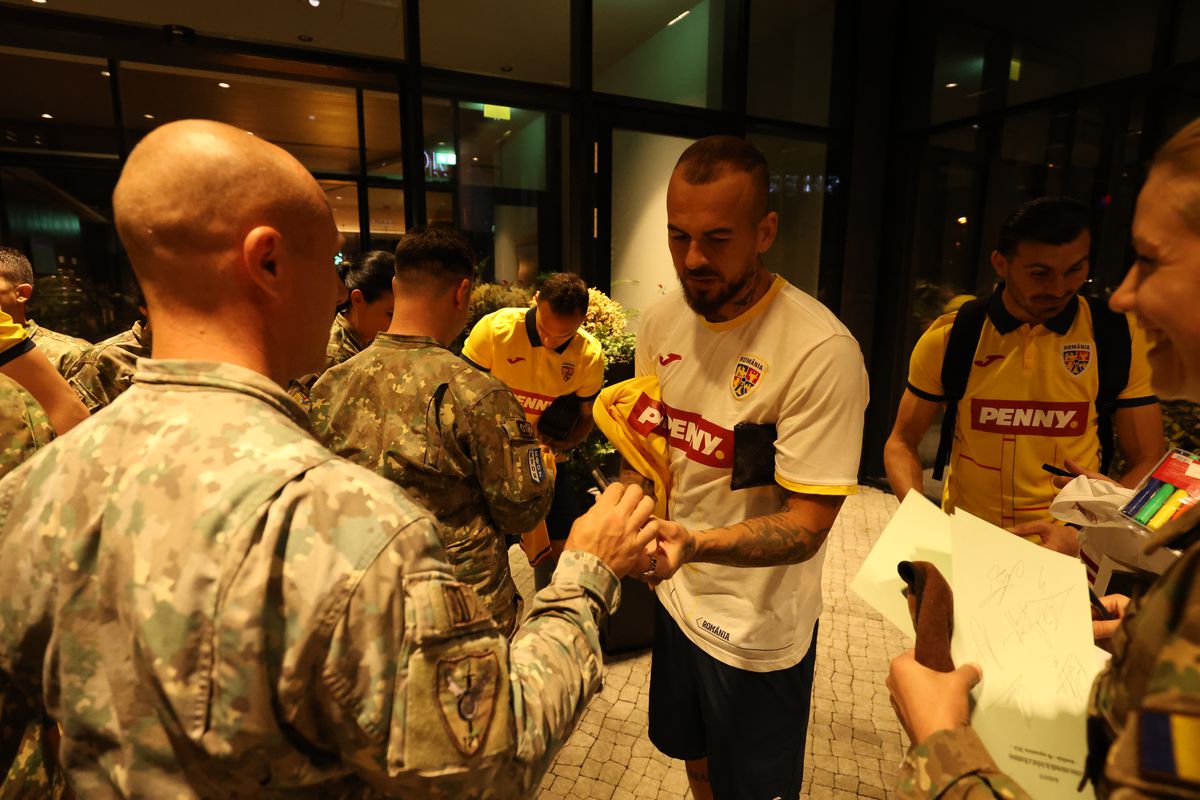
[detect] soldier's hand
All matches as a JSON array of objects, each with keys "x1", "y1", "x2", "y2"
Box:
[
  {"x1": 886, "y1": 650, "x2": 981, "y2": 746},
  {"x1": 1092, "y1": 593, "x2": 1130, "y2": 641},
  {"x1": 564, "y1": 483, "x2": 656, "y2": 578}
]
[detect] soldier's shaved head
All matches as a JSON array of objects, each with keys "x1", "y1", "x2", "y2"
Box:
[
  {"x1": 112, "y1": 119, "x2": 342, "y2": 383},
  {"x1": 114, "y1": 120, "x2": 329, "y2": 297}
]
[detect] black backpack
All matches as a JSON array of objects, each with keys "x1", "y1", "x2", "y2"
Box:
[{"x1": 931, "y1": 291, "x2": 1131, "y2": 481}]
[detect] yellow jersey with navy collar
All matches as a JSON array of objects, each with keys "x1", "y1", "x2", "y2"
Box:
[
  {"x1": 462, "y1": 306, "x2": 605, "y2": 425},
  {"x1": 0, "y1": 310, "x2": 32, "y2": 368},
  {"x1": 908, "y1": 291, "x2": 1157, "y2": 528}
]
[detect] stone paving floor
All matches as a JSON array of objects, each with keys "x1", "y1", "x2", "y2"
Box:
[{"x1": 509, "y1": 487, "x2": 912, "y2": 799}]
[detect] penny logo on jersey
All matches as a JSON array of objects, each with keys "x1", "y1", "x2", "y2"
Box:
[
  {"x1": 731, "y1": 353, "x2": 768, "y2": 400},
  {"x1": 1061, "y1": 343, "x2": 1092, "y2": 376},
  {"x1": 626, "y1": 392, "x2": 733, "y2": 468},
  {"x1": 969, "y1": 399, "x2": 1089, "y2": 436}
]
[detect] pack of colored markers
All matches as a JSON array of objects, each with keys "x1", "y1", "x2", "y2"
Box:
[{"x1": 1120, "y1": 448, "x2": 1200, "y2": 532}]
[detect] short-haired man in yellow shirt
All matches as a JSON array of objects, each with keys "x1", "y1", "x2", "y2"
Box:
[
  {"x1": 885, "y1": 197, "x2": 1164, "y2": 536},
  {"x1": 462, "y1": 272, "x2": 605, "y2": 584}
]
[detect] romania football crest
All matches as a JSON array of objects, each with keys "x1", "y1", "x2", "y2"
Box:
[
  {"x1": 1061, "y1": 343, "x2": 1092, "y2": 377},
  {"x1": 731, "y1": 353, "x2": 767, "y2": 400},
  {"x1": 561, "y1": 361, "x2": 575, "y2": 382}
]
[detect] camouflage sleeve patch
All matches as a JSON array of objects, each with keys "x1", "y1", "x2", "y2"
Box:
[{"x1": 467, "y1": 388, "x2": 553, "y2": 535}]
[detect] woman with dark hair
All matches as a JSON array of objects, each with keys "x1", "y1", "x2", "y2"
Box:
[{"x1": 288, "y1": 250, "x2": 395, "y2": 409}]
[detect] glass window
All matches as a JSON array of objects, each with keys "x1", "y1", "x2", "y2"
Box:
[
  {"x1": 367, "y1": 186, "x2": 406, "y2": 252},
  {"x1": 363, "y1": 91, "x2": 403, "y2": 180},
  {"x1": 321, "y1": 180, "x2": 361, "y2": 262},
  {"x1": 419, "y1": 0, "x2": 569, "y2": 86},
  {"x1": 594, "y1": 0, "x2": 725, "y2": 109},
  {"x1": 119, "y1": 63, "x2": 360, "y2": 174},
  {"x1": 746, "y1": 0, "x2": 836, "y2": 126},
  {"x1": 928, "y1": 22, "x2": 989, "y2": 127},
  {"x1": 0, "y1": 47, "x2": 118, "y2": 157},
  {"x1": 421, "y1": 98, "x2": 557, "y2": 283},
  {"x1": 0, "y1": 164, "x2": 128, "y2": 340},
  {"x1": 748, "y1": 133, "x2": 829, "y2": 297}
]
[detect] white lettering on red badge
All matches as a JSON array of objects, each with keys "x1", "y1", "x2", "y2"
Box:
[
  {"x1": 662, "y1": 403, "x2": 733, "y2": 468},
  {"x1": 513, "y1": 389, "x2": 555, "y2": 416},
  {"x1": 969, "y1": 399, "x2": 1089, "y2": 436}
]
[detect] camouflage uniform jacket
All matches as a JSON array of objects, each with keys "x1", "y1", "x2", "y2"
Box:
[
  {"x1": 0, "y1": 359, "x2": 622, "y2": 798},
  {"x1": 897, "y1": 506, "x2": 1200, "y2": 799},
  {"x1": 65, "y1": 319, "x2": 151, "y2": 411},
  {"x1": 0, "y1": 375, "x2": 64, "y2": 800},
  {"x1": 24, "y1": 320, "x2": 89, "y2": 377},
  {"x1": 289, "y1": 313, "x2": 365, "y2": 411},
  {"x1": 0, "y1": 375, "x2": 52, "y2": 480},
  {"x1": 309, "y1": 333, "x2": 554, "y2": 635}
]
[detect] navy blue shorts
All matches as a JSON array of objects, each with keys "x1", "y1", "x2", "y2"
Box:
[
  {"x1": 545, "y1": 468, "x2": 582, "y2": 541},
  {"x1": 648, "y1": 601, "x2": 817, "y2": 800}
]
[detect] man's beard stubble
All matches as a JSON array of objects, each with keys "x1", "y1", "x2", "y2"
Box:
[{"x1": 677, "y1": 266, "x2": 755, "y2": 318}]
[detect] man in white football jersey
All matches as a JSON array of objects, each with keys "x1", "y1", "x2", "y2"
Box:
[{"x1": 634, "y1": 136, "x2": 869, "y2": 799}]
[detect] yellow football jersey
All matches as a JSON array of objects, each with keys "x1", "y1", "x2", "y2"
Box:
[
  {"x1": 908, "y1": 293, "x2": 1156, "y2": 528},
  {"x1": 462, "y1": 307, "x2": 605, "y2": 425},
  {"x1": 0, "y1": 310, "x2": 32, "y2": 367}
]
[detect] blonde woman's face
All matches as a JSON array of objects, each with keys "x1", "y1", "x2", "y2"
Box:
[{"x1": 1111, "y1": 169, "x2": 1200, "y2": 401}]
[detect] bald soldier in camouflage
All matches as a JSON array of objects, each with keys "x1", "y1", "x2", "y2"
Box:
[
  {"x1": 0, "y1": 247, "x2": 90, "y2": 376},
  {"x1": 0, "y1": 119, "x2": 658, "y2": 798},
  {"x1": 310, "y1": 227, "x2": 552, "y2": 635},
  {"x1": 66, "y1": 316, "x2": 151, "y2": 412}
]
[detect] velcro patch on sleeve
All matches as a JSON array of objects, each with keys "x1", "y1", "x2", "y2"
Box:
[
  {"x1": 527, "y1": 448, "x2": 546, "y2": 484},
  {"x1": 1140, "y1": 708, "x2": 1200, "y2": 789}
]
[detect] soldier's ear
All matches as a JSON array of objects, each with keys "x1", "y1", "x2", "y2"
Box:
[
  {"x1": 454, "y1": 277, "x2": 471, "y2": 308},
  {"x1": 14, "y1": 284, "x2": 32, "y2": 303},
  {"x1": 242, "y1": 226, "x2": 283, "y2": 294}
]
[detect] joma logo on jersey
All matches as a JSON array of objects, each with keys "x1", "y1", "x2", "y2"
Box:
[
  {"x1": 1061, "y1": 343, "x2": 1092, "y2": 376},
  {"x1": 970, "y1": 399, "x2": 1089, "y2": 436},
  {"x1": 731, "y1": 353, "x2": 767, "y2": 400}
]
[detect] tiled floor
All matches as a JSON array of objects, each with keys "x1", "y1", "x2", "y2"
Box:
[{"x1": 509, "y1": 487, "x2": 912, "y2": 799}]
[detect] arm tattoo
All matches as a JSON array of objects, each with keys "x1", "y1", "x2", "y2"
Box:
[{"x1": 692, "y1": 504, "x2": 834, "y2": 568}]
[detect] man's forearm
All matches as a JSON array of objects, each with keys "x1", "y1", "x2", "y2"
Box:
[
  {"x1": 689, "y1": 498, "x2": 840, "y2": 568},
  {"x1": 884, "y1": 439, "x2": 924, "y2": 500},
  {"x1": 1118, "y1": 456, "x2": 1161, "y2": 489}
]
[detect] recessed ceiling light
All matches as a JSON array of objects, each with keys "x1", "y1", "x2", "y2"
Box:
[
  {"x1": 100, "y1": 70, "x2": 111, "y2": 77},
  {"x1": 298, "y1": 34, "x2": 313, "y2": 42},
  {"x1": 945, "y1": 82, "x2": 958, "y2": 88},
  {"x1": 32, "y1": 0, "x2": 47, "y2": 5},
  {"x1": 246, "y1": 131, "x2": 254, "y2": 136},
  {"x1": 308, "y1": 113, "x2": 317, "y2": 120},
  {"x1": 218, "y1": 82, "x2": 231, "y2": 89},
  {"x1": 309, "y1": 0, "x2": 320, "y2": 5},
  {"x1": 437, "y1": 141, "x2": 446, "y2": 146},
  {"x1": 667, "y1": 10, "x2": 689, "y2": 25},
  {"x1": 956, "y1": 216, "x2": 968, "y2": 224},
  {"x1": 40, "y1": 113, "x2": 52, "y2": 119},
  {"x1": 500, "y1": 65, "x2": 513, "y2": 73},
  {"x1": 144, "y1": 113, "x2": 155, "y2": 119},
  {"x1": 335, "y1": 196, "x2": 343, "y2": 200},
  {"x1": 472, "y1": 156, "x2": 479, "y2": 161}
]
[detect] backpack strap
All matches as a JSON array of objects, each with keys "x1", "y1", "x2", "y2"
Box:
[
  {"x1": 932, "y1": 295, "x2": 991, "y2": 481},
  {"x1": 1085, "y1": 295, "x2": 1131, "y2": 474}
]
